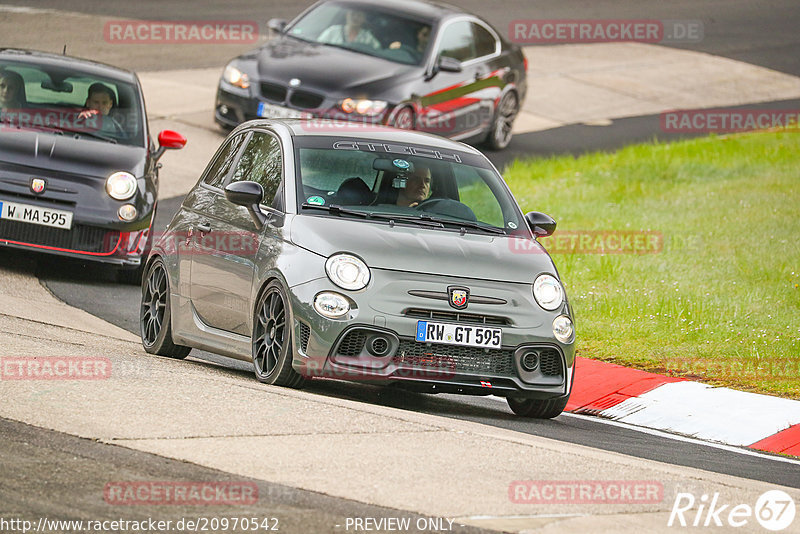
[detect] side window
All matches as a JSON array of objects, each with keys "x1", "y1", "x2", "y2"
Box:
[
  {"x1": 229, "y1": 131, "x2": 283, "y2": 208},
  {"x1": 438, "y1": 21, "x2": 476, "y2": 62},
  {"x1": 202, "y1": 133, "x2": 248, "y2": 188},
  {"x1": 472, "y1": 23, "x2": 496, "y2": 57}
]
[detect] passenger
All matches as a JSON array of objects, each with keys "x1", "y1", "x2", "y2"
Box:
[
  {"x1": 318, "y1": 8, "x2": 381, "y2": 50},
  {"x1": 0, "y1": 70, "x2": 26, "y2": 110},
  {"x1": 396, "y1": 164, "x2": 431, "y2": 207},
  {"x1": 416, "y1": 25, "x2": 431, "y2": 54}
]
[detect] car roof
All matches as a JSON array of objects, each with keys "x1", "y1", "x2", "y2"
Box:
[
  {"x1": 0, "y1": 48, "x2": 138, "y2": 84},
  {"x1": 319, "y1": 0, "x2": 465, "y2": 22},
  {"x1": 249, "y1": 119, "x2": 486, "y2": 156}
]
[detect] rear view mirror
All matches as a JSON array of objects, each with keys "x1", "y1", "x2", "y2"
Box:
[
  {"x1": 41, "y1": 80, "x2": 73, "y2": 93},
  {"x1": 154, "y1": 129, "x2": 186, "y2": 162},
  {"x1": 437, "y1": 56, "x2": 462, "y2": 73},
  {"x1": 525, "y1": 211, "x2": 557, "y2": 237},
  {"x1": 225, "y1": 181, "x2": 268, "y2": 229},
  {"x1": 268, "y1": 18, "x2": 287, "y2": 34}
]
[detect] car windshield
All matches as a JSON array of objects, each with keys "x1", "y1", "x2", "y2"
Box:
[
  {"x1": 294, "y1": 137, "x2": 525, "y2": 235},
  {"x1": 0, "y1": 60, "x2": 145, "y2": 146},
  {"x1": 287, "y1": 2, "x2": 433, "y2": 66}
]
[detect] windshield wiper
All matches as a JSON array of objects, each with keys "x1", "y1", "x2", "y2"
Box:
[
  {"x1": 416, "y1": 214, "x2": 507, "y2": 235},
  {"x1": 301, "y1": 203, "x2": 444, "y2": 228},
  {"x1": 55, "y1": 125, "x2": 118, "y2": 144}
]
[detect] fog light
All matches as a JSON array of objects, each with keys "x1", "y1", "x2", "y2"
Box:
[
  {"x1": 219, "y1": 104, "x2": 229, "y2": 115},
  {"x1": 118, "y1": 204, "x2": 137, "y2": 221},
  {"x1": 520, "y1": 350, "x2": 540, "y2": 372},
  {"x1": 553, "y1": 315, "x2": 574, "y2": 343},
  {"x1": 314, "y1": 292, "x2": 350, "y2": 319},
  {"x1": 368, "y1": 336, "x2": 390, "y2": 357}
]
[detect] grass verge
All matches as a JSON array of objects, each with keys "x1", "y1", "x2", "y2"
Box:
[{"x1": 504, "y1": 130, "x2": 800, "y2": 398}]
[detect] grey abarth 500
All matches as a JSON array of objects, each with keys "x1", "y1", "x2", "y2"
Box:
[{"x1": 140, "y1": 119, "x2": 575, "y2": 418}]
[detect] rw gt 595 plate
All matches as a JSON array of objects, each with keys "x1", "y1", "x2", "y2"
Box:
[{"x1": 415, "y1": 320, "x2": 502, "y2": 349}]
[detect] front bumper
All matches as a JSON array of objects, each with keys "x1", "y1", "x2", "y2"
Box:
[{"x1": 286, "y1": 270, "x2": 575, "y2": 399}]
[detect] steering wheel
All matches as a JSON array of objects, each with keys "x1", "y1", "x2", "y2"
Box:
[{"x1": 415, "y1": 198, "x2": 477, "y2": 221}]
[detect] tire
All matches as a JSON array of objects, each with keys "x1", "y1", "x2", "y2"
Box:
[
  {"x1": 390, "y1": 106, "x2": 415, "y2": 130},
  {"x1": 507, "y1": 395, "x2": 569, "y2": 419},
  {"x1": 140, "y1": 258, "x2": 191, "y2": 359},
  {"x1": 252, "y1": 281, "x2": 305, "y2": 388},
  {"x1": 484, "y1": 91, "x2": 519, "y2": 151}
]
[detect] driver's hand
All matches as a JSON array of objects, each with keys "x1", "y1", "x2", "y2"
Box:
[{"x1": 78, "y1": 109, "x2": 99, "y2": 119}]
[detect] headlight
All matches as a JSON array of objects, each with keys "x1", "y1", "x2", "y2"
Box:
[
  {"x1": 314, "y1": 292, "x2": 351, "y2": 319},
  {"x1": 325, "y1": 254, "x2": 370, "y2": 290},
  {"x1": 553, "y1": 315, "x2": 574, "y2": 343},
  {"x1": 340, "y1": 98, "x2": 387, "y2": 116},
  {"x1": 105, "y1": 172, "x2": 137, "y2": 201},
  {"x1": 223, "y1": 64, "x2": 250, "y2": 89},
  {"x1": 533, "y1": 274, "x2": 563, "y2": 311}
]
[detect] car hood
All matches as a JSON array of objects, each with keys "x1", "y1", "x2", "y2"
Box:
[
  {"x1": 0, "y1": 129, "x2": 146, "y2": 178},
  {"x1": 254, "y1": 36, "x2": 417, "y2": 95},
  {"x1": 290, "y1": 215, "x2": 552, "y2": 284}
]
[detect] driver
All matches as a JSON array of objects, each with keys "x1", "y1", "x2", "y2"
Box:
[
  {"x1": 396, "y1": 164, "x2": 431, "y2": 207},
  {"x1": 318, "y1": 8, "x2": 381, "y2": 50}
]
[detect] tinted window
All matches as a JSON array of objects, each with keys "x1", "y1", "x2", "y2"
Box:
[
  {"x1": 472, "y1": 23, "x2": 496, "y2": 57},
  {"x1": 438, "y1": 21, "x2": 476, "y2": 62},
  {"x1": 229, "y1": 132, "x2": 283, "y2": 207},
  {"x1": 202, "y1": 133, "x2": 248, "y2": 188}
]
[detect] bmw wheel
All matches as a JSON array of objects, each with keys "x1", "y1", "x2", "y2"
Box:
[
  {"x1": 252, "y1": 281, "x2": 305, "y2": 388},
  {"x1": 485, "y1": 91, "x2": 519, "y2": 151},
  {"x1": 140, "y1": 258, "x2": 191, "y2": 358}
]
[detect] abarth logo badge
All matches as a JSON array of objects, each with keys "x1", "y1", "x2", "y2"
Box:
[
  {"x1": 30, "y1": 178, "x2": 46, "y2": 194},
  {"x1": 448, "y1": 286, "x2": 470, "y2": 310},
  {"x1": 289, "y1": 78, "x2": 301, "y2": 87}
]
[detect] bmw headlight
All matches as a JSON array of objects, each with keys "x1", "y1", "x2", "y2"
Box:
[
  {"x1": 325, "y1": 254, "x2": 370, "y2": 290},
  {"x1": 105, "y1": 172, "x2": 137, "y2": 201},
  {"x1": 533, "y1": 274, "x2": 563, "y2": 311},
  {"x1": 340, "y1": 98, "x2": 387, "y2": 116},
  {"x1": 223, "y1": 64, "x2": 250, "y2": 89},
  {"x1": 553, "y1": 315, "x2": 574, "y2": 343}
]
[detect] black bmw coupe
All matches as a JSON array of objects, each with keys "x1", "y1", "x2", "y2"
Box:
[
  {"x1": 0, "y1": 49, "x2": 185, "y2": 282},
  {"x1": 214, "y1": 0, "x2": 527, "y2": 150}
]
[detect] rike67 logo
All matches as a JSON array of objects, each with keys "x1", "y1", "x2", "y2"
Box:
[{"x1": 668, "y1": 490, "x2": 796, "y2": 531}]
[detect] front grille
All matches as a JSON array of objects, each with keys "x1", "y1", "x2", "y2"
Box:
[
  {"x1": 289, "y1": 90, "x2": 324, "y2": 110},
  {"x1": 298, "y1": 322, "x2": 311, "y2": 353},
  {"x1": 539, "y1": 348, "x2": 562, "y2": 377},
  {"x1": 393, "y1": 340, "x2": 516, "y2": 377},
  {"x1": 0, "y1": 219, "x2": 118, "y2": 253},
  {"x1": 260, "y1": 82, "x2": 287, "y2": 103},
  {"x1": 337, "y1": 330, "x2": 367, "y2": 357},
  {"x1": 404, "y1": 308, "x2": 510, "y2": 326},
  {"x1": 0, "y1": 190, "x2": 76, "y2": 208}
]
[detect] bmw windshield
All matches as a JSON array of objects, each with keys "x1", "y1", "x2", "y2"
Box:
[
  {"x1": 286, "y1": 2, "x2": 433, "y2": 66},
  {"x1": 294, "y1": 136, "x2": 526, "y2": 235}
]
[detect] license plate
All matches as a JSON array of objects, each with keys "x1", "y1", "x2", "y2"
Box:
[
  {"x1": 415, "y1": 321, "x2": 502, "y2": 349},
  {"x1": 0, "y1": 200, "x2": 73, "y2": 230},
  {"x1": 257, "y1": 102, "x2": 304, "y2": 119}
]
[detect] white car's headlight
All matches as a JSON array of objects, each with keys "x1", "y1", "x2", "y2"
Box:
[
  {"x1": 223, "y1": 64, "x2": 250, "y2": 89},
  {"x1": 105, "y1": 172, "x2": 137, "y2": 201},
  {"x1": 314, "y1": 292, "x2": 351, "y2": 319},
  {"x1": 325, "y1": 254, "x2": 370, "y2": 290},
  {"x1": 340, "y1": 98, "x2": 387, "y2": 116},
  {"x1": 553, "y1": 315, "x2": 574, "y2": 343},
  {"x1": 533, "y1": 274, "x2": 563, "y2": 311}
]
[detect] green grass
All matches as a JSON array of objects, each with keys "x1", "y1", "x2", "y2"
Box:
[{"x1": 503, "y1": 131, "x2": 800, "y2": 398}]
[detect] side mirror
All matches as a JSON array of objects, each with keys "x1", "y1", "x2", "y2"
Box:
[
  {"x1": 437, "y1": 56, "x2": 462, "y2": 73},
  {"x1": 525, "y1": 211, "x2": 557, "y2": 237},
  {"x1": 268, "y1": 18, "x2": 287, "y2": 34},
  {"x1": 225, "y1": 181, "x2": 268, "y2": 229},
  {"x1": 154, "y1": 130, "x2": 186, "y2": 162}
]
